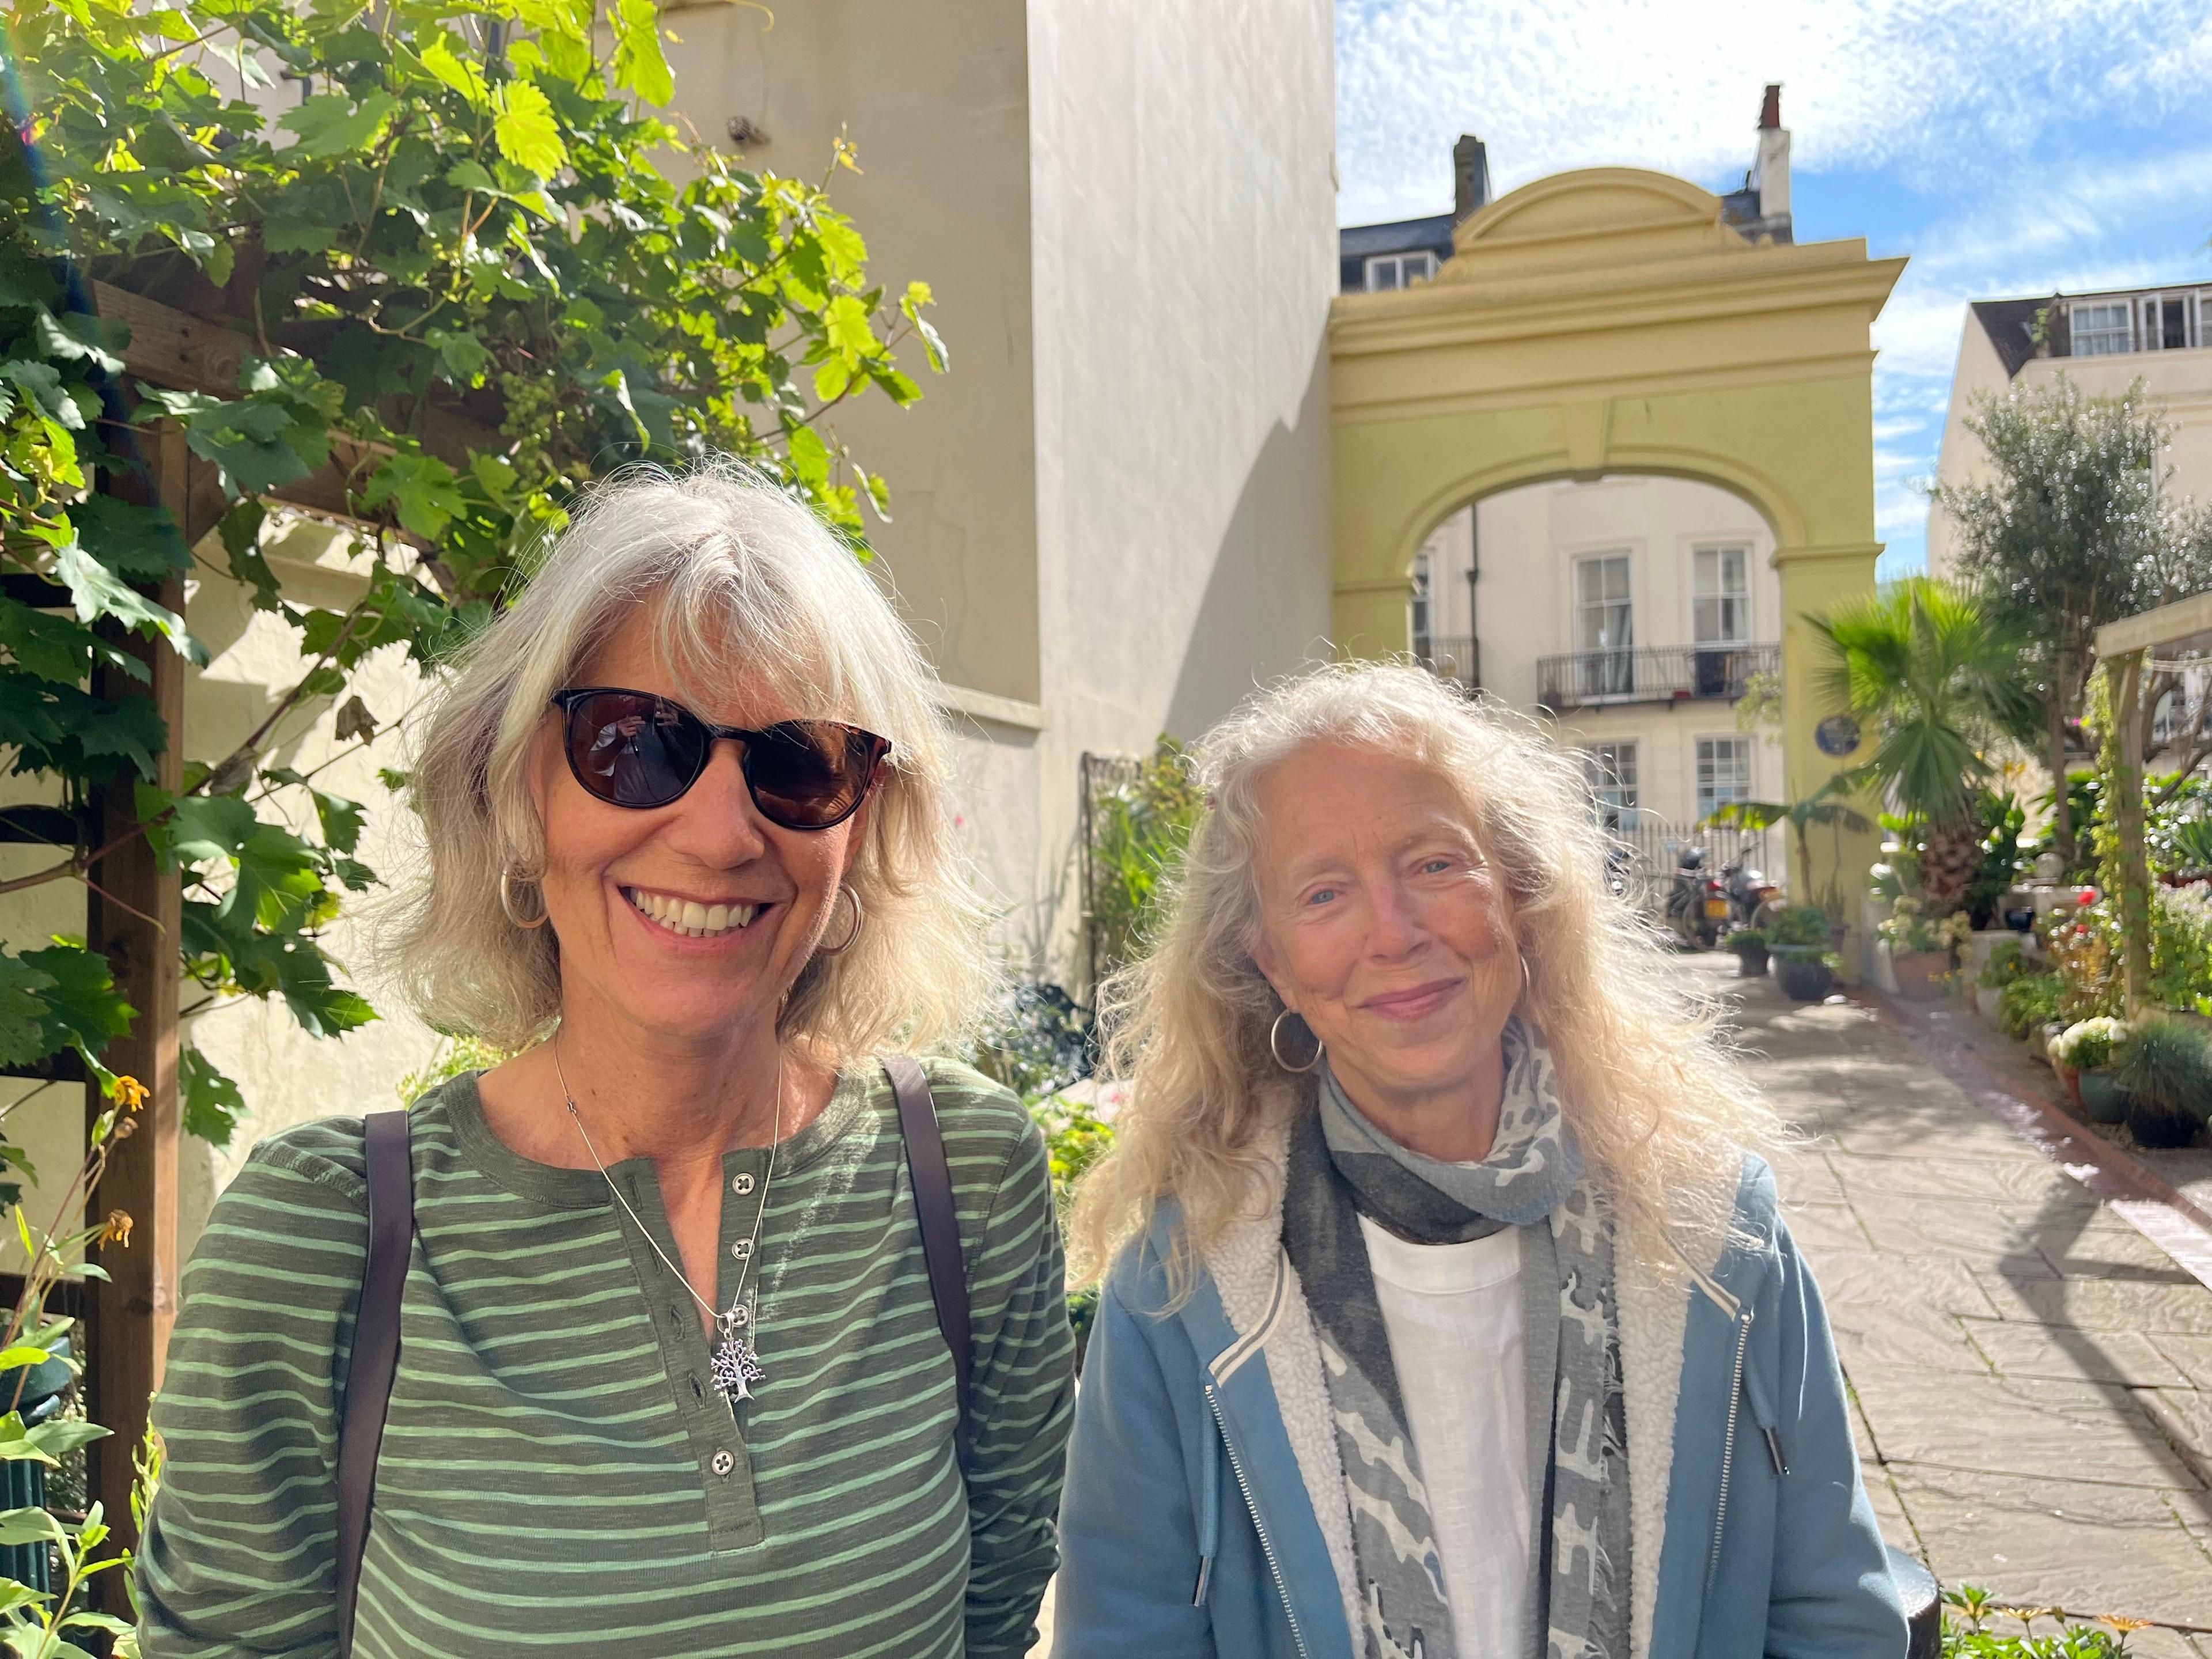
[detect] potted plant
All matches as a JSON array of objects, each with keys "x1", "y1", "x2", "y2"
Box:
[
  {"x1": 1998, "y1": 970, "x2": 2062, "y2": 1042},
  {"x1": 2051, "y1": 1017, "x2": 2128, "y2": 1123},
  {"x1": 1725, "y1": 927, "x2": 1769, "y2": 978},
  {"x1": 1877, "y1": 897, "x2": 1973, "y2": 999},
  {"x1": 1767, "y1": 906, "x2": 1836, "y2": 1001},
  {"x1": 1975, "y1": 937, "x2": 2028, "y2": 1024},
  {"x1": 2115, "y1": 1018, "x2": 2212, "y2": 1149}
]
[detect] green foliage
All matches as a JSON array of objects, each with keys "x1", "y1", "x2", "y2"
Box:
[
  {"x1": 969, "y1": 983, "x2": 1091, "y2": 1105},
  {"x1": 2044, "y1": 899, "x2": 2124, "y2": 1020},
  {"x1": 1, "y1": 0, "x2": 938, "y2": 1131},
  {"x1": 1940, "y1": 1584, "x2": 2141, "y2": 1659},
  {"x1": 1085, "y1": 738, "x2": 1203, "y2": 984},
  {"x1": 1766, "y1": 905, "x2": 1833, "y2": 949},
  {"x1": 1723, "y1": 928, "x2": 1766, "y2": 950},
  {"x1": 1029, "y1": 1094, "x2": 1115, "y2": 1218},
  {"x1": 2147, "y1": 885, "x2": 2212, "y2": 1015},
  {"x1": 1963, "y1": 790, "x2": 2027, "y2": 928},
  {"x1": 1808, "y1": 579, "x2": 2037, "y2": 912},
  {"x1": 1978, "y1": 937, "x2": 2029, "y2": 991},
  {"x1": 2114, "y1": 1017, "x2": 2212, "y2": 1122},
  {"x1": 1998, "y1": 971, "x2": 2064, "y2": 1039},
  {"x1": 396, "y1": 1035, "x2": 510, "y2": 1105},
  {"x1": 2051, "y1": 1015, "x2": 2126, "y2": 1072}
]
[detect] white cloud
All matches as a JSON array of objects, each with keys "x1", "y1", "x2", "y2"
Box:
[{"x1": 1338, "y1": 0, "x2": 2212, "y2": 224}]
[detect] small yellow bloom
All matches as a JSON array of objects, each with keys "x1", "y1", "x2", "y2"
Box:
[
  {"x1": 2103, "y1": 1618, "x2": 2154, "y2": 1634},
  {"x1": 100, "y1": 1210, "x2": 134, "y2": 1248},
  {"x1": 112, "y1": 1076, "x2": 148, "y2": 1113}
]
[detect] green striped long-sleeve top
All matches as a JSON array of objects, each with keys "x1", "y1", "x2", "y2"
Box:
[{"x1": 137, "y1": 1058, "x2": 1076, "y2": 1658}]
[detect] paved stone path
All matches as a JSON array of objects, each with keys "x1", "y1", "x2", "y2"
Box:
[{"x1": 1706, "y1": 954, "x2": 2212, "y2": 1650}]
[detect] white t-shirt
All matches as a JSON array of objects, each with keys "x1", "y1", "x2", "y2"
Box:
[{"x1": 1356, "y1": 1215, "x2": 1530, "y2": 1659}]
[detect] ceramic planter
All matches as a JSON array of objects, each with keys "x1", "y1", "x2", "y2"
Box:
[
  {"x1": 1731, "y1": 942, "x2": 1769, "y2": 978},
  {"x1": 2127, "y1": 1097, "x2": 2204, "y2": 1149},
  {"x1": 1973, "y1": 984, "x2": 2007, "y2": 1024},
  {"x1": 2078, "y1": 1068, "x2": 2130, "y2": 1124},
  {"x1": 1771, "y1": 946, "x2": 1832, "y2": 1002},
  {"x1": 1891, "y1": 950, "x2": 1953, "y2": 999}
]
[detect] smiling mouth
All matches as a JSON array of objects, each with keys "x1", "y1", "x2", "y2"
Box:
[
  {"x1": 1363, "y1": 979, "x2": 1463, "y2": 1017},
  {"x1": 623, "y1": 887, "x2": 767, "y2": 939}
]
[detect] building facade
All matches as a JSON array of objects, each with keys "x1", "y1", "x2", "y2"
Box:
[
  {"x1": 1929, "y1": 279, "x2": 2212, "y2": 577},
  {"x1": 1339, "y1": 93, "x2": 1800, "y2": 853}
]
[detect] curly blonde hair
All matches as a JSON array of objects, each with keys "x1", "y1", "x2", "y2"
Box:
[
  {"x1": 1068, "y1": 661, "x2": 1777, "y2": 1291},
  {"x1": 381, "y1": 461, "x2": 994, "y2": 1060}
]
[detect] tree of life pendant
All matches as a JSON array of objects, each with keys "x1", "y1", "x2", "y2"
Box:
[{"x1": 711, "y1": 1303, "x2": 766, "y2": 1403}]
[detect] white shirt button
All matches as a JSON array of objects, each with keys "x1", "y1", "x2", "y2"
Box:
[
  {"x1": 732, "y1": 1172, "x2": 755, "y2": 1196},
  {"x1": 731, "y1": 1238, "x2": 753, "y2": 1260},
  {"x1": 710, "y1": 1448, "x2": 736, "y2": 1477}
]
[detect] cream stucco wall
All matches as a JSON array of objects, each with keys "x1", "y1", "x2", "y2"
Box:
[
  {"x1": 1930, "y1": 314, "x2": 2212, "y2": 578},
  {"x1": 1019, "y1": 0, "x2": 1337, "y2": 965}
]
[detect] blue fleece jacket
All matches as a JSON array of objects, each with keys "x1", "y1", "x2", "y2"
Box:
[{"x1": 1054, "y1": 1156, "x2": 1906, "y2": 1659}]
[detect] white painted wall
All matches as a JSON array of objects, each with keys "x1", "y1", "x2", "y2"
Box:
[{"x1": 1022, "y1": 0, "x2": 1338, "y2": 961}]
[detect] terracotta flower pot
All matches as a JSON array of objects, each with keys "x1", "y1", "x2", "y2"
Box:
[
  {"x1": 2054, "y1": 1060, "x2": 2083, "y2": 1109},
  {"x1": 1891, "y1": 950, "x2": 1953, "y2": 999}
]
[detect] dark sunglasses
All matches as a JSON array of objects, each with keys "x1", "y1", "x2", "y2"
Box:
[{"x1": 551, "y1": 687, "x2": 891, "y2": 830}]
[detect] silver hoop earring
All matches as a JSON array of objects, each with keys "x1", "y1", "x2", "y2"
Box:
[
  {"x1": 1520, "y1": 952, "x2": 1533, "y2": 1000},
  {"x1": 1268, "y1": 1009, "x2": 1324, "y2": 1074},
  {"x1": 819, "y1": 886, "x2": 863, "y2": 956},
  {"x1": 499, "y1": 866, "x2": 549, "y2": 930}
]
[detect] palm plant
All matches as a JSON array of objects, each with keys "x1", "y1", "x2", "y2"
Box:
[
  {"x1": 1809, "y1": 579, "x2": 2039, "y2": 915},
  {"x1": 1705, "y1": 775, "x2": 1873, "y2": 905}
]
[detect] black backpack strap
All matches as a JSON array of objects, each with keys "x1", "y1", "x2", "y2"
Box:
[
  {"x1": 336, "y1": 1109, "x2": 413, "y2": 1657},
  {"x1": 884, "y1": 1056, "x2": 972, "y2": 1467}
]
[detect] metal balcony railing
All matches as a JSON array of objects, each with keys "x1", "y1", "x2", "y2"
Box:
[
  {"x1": 1414, "y1": 634, "x2": 1479, "y2": 687},
  {"x1": 1534, "y1": 643, "x2": 1778, "y2": 712}
]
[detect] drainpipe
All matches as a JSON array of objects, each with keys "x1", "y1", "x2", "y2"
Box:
[{"x1": 1464, "y1": 509, "x2": 1481, "y2": 689}]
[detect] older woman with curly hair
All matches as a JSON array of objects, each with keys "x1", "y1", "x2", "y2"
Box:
[
  {"x1": 1055, "y1": 664, "x2": 1902, "y2": 1659},
  {"x1": 138, "y1": 468, "x2": 1074, "y2": 1658}
]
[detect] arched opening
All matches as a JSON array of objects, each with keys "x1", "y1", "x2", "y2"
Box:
[{"x1": 1407, "y1": 472, "x2": 1788, "y2": 913}]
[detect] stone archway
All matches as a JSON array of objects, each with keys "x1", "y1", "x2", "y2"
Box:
[{"x1": 1331, "y1": 166, "x2": 1904, "y2": 910}]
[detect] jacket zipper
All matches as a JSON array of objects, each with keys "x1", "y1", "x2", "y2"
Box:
[
  {"x1": 1203, "y1": 1382, "x2": 1313, "y2": 1659},
  {"x1": 1705, "y1": 1306, "x2": 1753, "y2": 1593}
]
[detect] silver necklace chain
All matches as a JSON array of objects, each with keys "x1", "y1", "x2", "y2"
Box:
[{"x1": 553, "y1": 1036, "x2": 783, "y2": 1405}]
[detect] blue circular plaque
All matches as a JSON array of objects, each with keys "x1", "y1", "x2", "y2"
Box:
[{"x1": 1815, "y1": 714, "x2": 1862, "y2": 758}]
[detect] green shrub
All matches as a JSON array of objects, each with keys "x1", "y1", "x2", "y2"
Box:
[
  {"x1": 1724, "y1": 929, "x2": 1766, "y2": 950},
  {"x1": 2115, "y1": 1018, "x2": 2212, "y2": 1123},
  {"x1": 2149, "y1": 885, "x2": 2212, "y2": 1016},
  {"x1": 2051, "y1": 1016, "x2": 2126, "y2": 1071},
  {"x1": 1767, "y1": 906, "x2": 1832, "y2": 949},
  {"x1": 1998, "y1": 972, "x2": 2064, "y2": 1039},
  {"x1": 1978, "y1": 938, "x2": 2029, "y2": 990},
  {"x1": 399, "y1": 1037, "x2": 511, "y2": 1104},
  {"x1": 969, "y1": 982, "x2": 1092, "y2": 1104}
]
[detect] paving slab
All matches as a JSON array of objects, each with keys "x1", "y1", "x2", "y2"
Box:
[
  {"x1": 1960, "y1": 1316, "x2": 2194, "y2": 1388},
  {"x1": 1847, "y1": 1362, "x2": 2205, "y2": 1490},
  {"x1": 1700, "y1": 953, "x2": 2212, "y2": 1630},
  {"x1": 1886, "y1": 1465, "x2": 2212, "y2": 1628}
]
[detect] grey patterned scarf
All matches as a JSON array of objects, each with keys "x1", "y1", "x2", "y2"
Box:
[{"x1": 1281, "y1": 1020, "x2": 1630, "y2": 1659}]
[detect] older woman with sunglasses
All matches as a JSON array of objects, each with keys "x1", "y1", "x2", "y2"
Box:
[{"x1": 137, "y1": 467, "x2": 1075, "y2": 1658}]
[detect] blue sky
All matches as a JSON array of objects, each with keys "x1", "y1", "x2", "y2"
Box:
[{"x1": 1336, "y1": 0, "x2": 2212, "y2": 577}]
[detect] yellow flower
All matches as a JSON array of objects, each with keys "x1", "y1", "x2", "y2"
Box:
[
  {"x1": 2103, "y1": 1618, "x2": 2154, "y2": 1634},
  {"x1": 100, "y1": 1210, "x2": 134, "y2": 1248},
  {"x1": 112, "y1": 1075, "x2": 149, "y2": 1112}
]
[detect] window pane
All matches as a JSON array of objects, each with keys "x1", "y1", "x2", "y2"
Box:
[
  {"x1": 1696, "y1": 736, "x2": 1751, "y2": 817},
  {"x1": 2073, "y1": 301, "x2": 2131, "y2": 356},
  {"x1": 1368, "y1": 258, "x2": 1400, "y2": 291}
]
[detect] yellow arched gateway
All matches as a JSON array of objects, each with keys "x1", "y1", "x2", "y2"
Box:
[{"x1": 1331, "y1": 166, "x2": 1905, "y2": 919}]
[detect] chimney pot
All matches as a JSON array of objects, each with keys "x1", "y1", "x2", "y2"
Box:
[{"x1": 1759, "y1": 84, "x2": 1781, "y2": 130}]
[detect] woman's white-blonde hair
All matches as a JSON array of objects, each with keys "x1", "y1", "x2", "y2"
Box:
[
  {"x1": 1069, "y1": 660, "x2": 1778, "y2": 1291},
  {"x1": 383, "y1": 460, "x2": 993, "y2": 1059}
]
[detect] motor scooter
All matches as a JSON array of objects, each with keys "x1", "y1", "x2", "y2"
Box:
[
  {"x1": 1718, "y1": 851, "x2": 1782, "y2": 931},
  {"x1": 1664, "y1": 846, "x2": 1728, "y2": 948}
]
